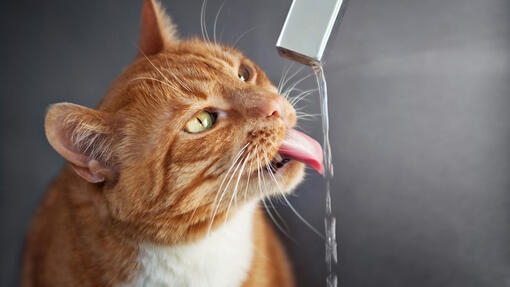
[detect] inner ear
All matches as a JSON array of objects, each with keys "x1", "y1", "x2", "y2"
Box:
[
  {"x1": 137, "y1": 0, "x2": 179, "y2": 57},
  {"x1": 45, "y1": 103, "x2": 115, "y2": 183}
]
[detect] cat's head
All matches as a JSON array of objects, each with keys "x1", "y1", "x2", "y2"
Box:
[{"x1": 44, "y1": 0, "x2": 323, "y2": 244}]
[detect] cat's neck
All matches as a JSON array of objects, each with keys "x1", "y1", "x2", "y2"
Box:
[{"x1": 123, "y1": 201, "x2": 258, "y2": 287}]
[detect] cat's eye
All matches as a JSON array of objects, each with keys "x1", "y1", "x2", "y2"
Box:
[
  {"x1": 184, "y1": 111, "x2": 217, "y2": 133},
  {"x1": 238, "y1": 65, "x2": 251, "y2": 82}
]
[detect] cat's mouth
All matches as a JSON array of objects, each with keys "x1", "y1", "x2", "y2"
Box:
[
  {"x1": 266, "y1": 153, "x2": 291, "y2": 173},
  {"x1": 266, "y1": 128, "x2": 324, "y2": 174}
]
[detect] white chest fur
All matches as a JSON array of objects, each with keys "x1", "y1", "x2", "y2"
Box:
[{"x1": 122, "y1": 202, "x2": 257, "y2": 287}]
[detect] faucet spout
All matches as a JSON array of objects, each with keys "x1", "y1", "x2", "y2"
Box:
[{"x1": 276, "y1": 0, "x2": 347, "y2": 66}]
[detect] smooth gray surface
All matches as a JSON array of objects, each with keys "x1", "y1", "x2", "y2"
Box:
[{"x1": 2, "y1": 0, "x2": 510, "y2": 286}]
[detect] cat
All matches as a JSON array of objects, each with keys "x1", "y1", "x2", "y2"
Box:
[{"x1": 20, "y1": 0, "x2": 323, "y2": 286}]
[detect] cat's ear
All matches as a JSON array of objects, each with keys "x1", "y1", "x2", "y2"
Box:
[
  {"x1": 137, "y1": 0, "x2": 178, "y2": 57},
  {"x1": 45, "y1": 103, "x2": 115, "y2": 183}
]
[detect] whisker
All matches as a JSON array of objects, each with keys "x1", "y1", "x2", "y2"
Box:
[
  {"x1": 134, "y1": 51, "x2": 194, "y2": 100},
  {"x1": 207, "y1": 143, "x2": 249, "y2": 235},
  {"x1": 288, "y1": 88, "x2": 318, "y2": 106},
  {"x1": 262, "y1": 199, "x2": 295, "y2": 241},
  {"x1": 255, "y1": 145, "x2": 263, "y2": 199},
  {"x1": 260, "y1": 153, "x2": 287, "y2": 225},
  {"x1": 280, "y1": 65, "x2": 305, "y2": 96},
  {"x1": 282, "y1": 194, "x2": 324, "y2": 239},
  {"x1": 208, "y1": 154, "x2": 243, "y2": 234},
  {"x1": 278, "y1": 63, "x2": 294, "y2": 96},
  {"x1": 282, "y1": 72, "x2": 314, "y2": 101},
  {"x1": 213, "y1": 0, "x2": 228, "y2": 44},
  {"x1": 165, "y1": 58, "x2": 192, "y2": 92},
  {"x1": 296, "y1": 111, "x2": 321, "y2": 121},
  {"x1": 129, "y1": 76, "x2": 181, "y2": 95},
  {"x1": 264, "y1": 185, "x2": 291, "y2": 231},
  {"x1": 243, "y1": 151, "x2": 254, "y2": 203},
  {"x1": 224, "y1": 152, "x2": 250, "y2": 223},
  {"x1": 214, "y1": 144, "x2": 248, "y2": 201},
  {"x1": 200, "y1": 0, "x2": 210, "y2": 42},
  {"x1": 256, "y1": 151, "x2": 294, "y2": 240},
  {"x1": 232, "y1": 26, "x2": 259, "y2": 48},
  {"x1": 262, "y1": 153, "x2": 290, "y2": 229},
  {"x1": 219, "y1": 26, "x2": 226, "y2": 44},
  {"x1": 137, "y1": 52, "x2": 176, "y2": 88},
  {"x1": 264, "y1": 153, "x2": 324, "y2": 238}
]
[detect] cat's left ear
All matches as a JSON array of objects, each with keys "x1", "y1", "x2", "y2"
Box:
[
  {"x1": 137, "y1": 0, "x2": 179, "y2": 57},
  {"x1": 45, "y1": 103, "x2": 116, "y2": 183}
]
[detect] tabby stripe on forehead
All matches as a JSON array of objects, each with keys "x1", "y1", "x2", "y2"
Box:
[
  {"x1": 170, "y1": 53, "x2": 236, "y2": 73},
  {"x1": 188, "y1": 90, "x2": 208, "y2": 100},
  {"x1": 140, "y1": 54, "x2": 238, "y2": 95},
  {"x1": 174, "y1": 47, "x2": 235, "y2": 66},
  {"x1": 212, "y1": 52, "x2": 235, "y2": 67}
]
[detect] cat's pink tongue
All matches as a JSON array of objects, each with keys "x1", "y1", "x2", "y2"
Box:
[{"x1": 279, "y1": 128, "x2": 324, "y2": 174}]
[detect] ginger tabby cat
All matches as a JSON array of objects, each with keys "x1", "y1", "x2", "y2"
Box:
[{"x1": 20, "y1": 0, "x2": 323, "y2": 286}]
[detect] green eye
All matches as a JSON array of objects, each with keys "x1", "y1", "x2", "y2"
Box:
[
  {"x1": 238, "y1": 65, "x2": 251, "y2": 82},
  {"x1": 184, "y1": 111, "x2": 217, "y2": 133}
]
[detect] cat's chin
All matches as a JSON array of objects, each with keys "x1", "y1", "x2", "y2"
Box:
[{"x1": 259, "y1": 159, "x2": 306, "y2": 195}]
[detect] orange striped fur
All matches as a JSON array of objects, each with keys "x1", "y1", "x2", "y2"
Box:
[{"x1": 21, "y1": 1, "x2": 304, "y2": 286}]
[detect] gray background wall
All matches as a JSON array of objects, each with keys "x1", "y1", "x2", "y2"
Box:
[{"x1": 2, "y1": 0, "x2": 510, "y2": 286}]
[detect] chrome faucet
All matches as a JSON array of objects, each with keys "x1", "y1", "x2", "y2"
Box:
[{"x1": 276, "y1": 0, "x2": 347, "y2": 66}]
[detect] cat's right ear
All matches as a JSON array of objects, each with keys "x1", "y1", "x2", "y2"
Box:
[
  {"x1": 137, "y1": 0, "x2": 179, "y2": 58},
  {"x1": 45, "y1": 103, "x2": 115, "y2": 183}
]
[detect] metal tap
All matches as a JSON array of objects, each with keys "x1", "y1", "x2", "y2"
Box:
[{"x1": 276, "y1": 0, "x2": 347, "y2": 66}]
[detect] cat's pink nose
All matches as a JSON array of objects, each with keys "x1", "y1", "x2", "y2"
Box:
[{"x1": 258, "y1": 96, "x2": 283, "y2": 118}]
